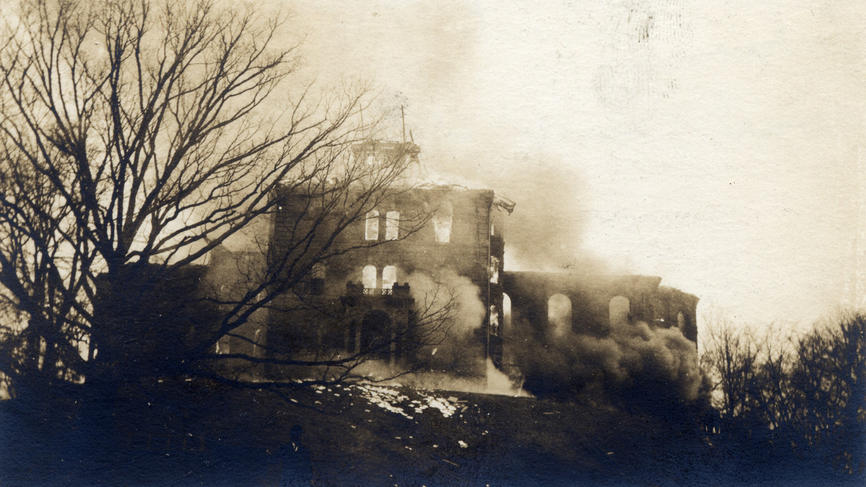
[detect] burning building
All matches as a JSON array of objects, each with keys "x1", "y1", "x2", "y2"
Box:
[
  {"x1": 206, "y1": 140, "x2": 699, "y2": 386},
  {"x1": 260, "y1": 140, "x2": 516, "y2": 378}
]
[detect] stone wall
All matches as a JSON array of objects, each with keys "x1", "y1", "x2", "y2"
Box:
[
  {"x1": 501, "y1": 271, "x2": 698, "y2": 343},
  {"x1": 266, "y1": 185, "x2": 508, "y2": 376}
]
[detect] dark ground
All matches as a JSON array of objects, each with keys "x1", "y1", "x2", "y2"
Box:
[{"x1": 1, "y1": 379, "x2": 862, "y2": 486}]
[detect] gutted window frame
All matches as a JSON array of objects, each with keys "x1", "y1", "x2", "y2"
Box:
[
  {"x1": 362, "y1": 265, "x2": 377, "y2": 291},
  {"x1": 381, "y1": 265, "x2": 397, "y2": 293},
  {"x1": 385, "y1": 210, "x2": 400, "y2": 240},
  {"x1": 365, "y1": 210, "x2": 380, "y2": 240},
  {"x1": 432, "y1": 201, "x2": 453, "y2": 243}
]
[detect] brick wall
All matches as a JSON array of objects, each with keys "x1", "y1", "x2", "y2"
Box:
[
  {"x1": 502, "y1": 271, "x2": 699, "y2": 343},
  {"x1": 266, "y1": 185, "x2": 507, "y2": 376}
]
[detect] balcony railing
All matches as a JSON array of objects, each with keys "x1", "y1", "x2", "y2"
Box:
[{"x1": 362, "y1": 287, "x2": 394, "y2": 296}]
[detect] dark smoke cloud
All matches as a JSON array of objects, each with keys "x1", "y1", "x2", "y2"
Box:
[
  {"x1": 400, "y1": 151, "x2": 701, "y2": 404},
  {"x1": 510, "y1": 315, "x2": 703, "y2": 407}
]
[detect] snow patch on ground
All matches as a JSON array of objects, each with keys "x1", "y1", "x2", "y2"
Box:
[
  {"x1": 411, "y1": 395, "x2": 457, "y2": 418},
  {"x1": 347, "y1": 383, "x2": 461, "y2": 419}
]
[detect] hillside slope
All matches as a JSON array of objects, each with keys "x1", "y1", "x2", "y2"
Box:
[
  {"x1": 203, "y1": 382, "x2": 710, "y2": 486},
  {"x1": 5, "y1": 379, "x2": 835, "y2": 486}
]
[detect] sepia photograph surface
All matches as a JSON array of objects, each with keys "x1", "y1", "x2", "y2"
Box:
[{"x1": 0, "y1": 1, "x2": 863, "y2": 485}]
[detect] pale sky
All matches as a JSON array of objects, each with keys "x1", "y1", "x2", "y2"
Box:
[{"x1": 267, "y1": 0, "x2": 865, "y2": 332}]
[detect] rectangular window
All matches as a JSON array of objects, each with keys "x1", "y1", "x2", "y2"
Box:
[
  {"x1": 253, "y1": 329, "x2": 262, "y2": 357},
  {"x1": 309, "y1": 263, "x2": 326, "y2": 295},
  {"x1": 433, "y1": 202, "x2": 453, "y2": 243},
  {"x1": 489, "y1": 256, "x2": 500, "y2": 284},
  {"x1": 489, "y1": 305, "x2": 500, "y2": 336},
  {"x1": 365, "y1": 210, "x2": 379, "y2": 240},
  {"x1": 216, "y1": 337, "x2": 230, "y2": 354},
  {"x1": 385, "y1": 211, "x2": 400, "y2": 240}
]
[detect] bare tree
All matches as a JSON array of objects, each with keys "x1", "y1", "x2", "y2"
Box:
[
  {"x1": 700, "y1": 319, "x2": 761, "y2": 423},
  {"x1": 787, "y1": 314, "x2": 866, "y2": 473},
  {"x1": 0, "y1": 0, "x2": 442, "y2": 399},
  {"x1": 749, "y1": 327, "x2": 795, "y2": 435},
  {"x1": 700, "y1": 313, "x2": 866, "y2": 476},
  {"x1": 0, "y1": 140, "x2": 93, "y2": 402}
]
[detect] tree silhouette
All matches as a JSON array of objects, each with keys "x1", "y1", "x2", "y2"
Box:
[
  {"x1": 0, "y1": 0, "x2": 444, "y2": 401},
  {"x1": 701, "y1": 313, "x2": 866, "y2": 477}
]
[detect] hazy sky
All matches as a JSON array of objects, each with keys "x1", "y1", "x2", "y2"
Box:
[{"x1": 270, "y1": 0, "x2": 864, "y2": 332}]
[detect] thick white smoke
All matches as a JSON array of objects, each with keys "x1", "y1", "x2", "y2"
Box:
[
  {"x1": 404, "y1": 269, "x2": 484, "y2": 374},
  {"x1": 397, "y1": 269, "x2": 528, "y2": 396},
  {"x1": 405, "y1": 269, "x2": 485, "y2": 337}
]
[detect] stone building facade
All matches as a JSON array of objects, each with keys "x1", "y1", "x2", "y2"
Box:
[
  {"x1": 501, "y1": 272, "x2": 698, "y2": 342},
  {"x1": 206, "y1": 141, "x2": 699, "y2": 381},
  {"x1": 263, "y1": 181, "x2": 514, "y2": 377}
]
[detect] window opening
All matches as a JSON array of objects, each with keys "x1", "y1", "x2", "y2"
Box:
[
  {"x1": 489, "y1": 256, "x2": 500, "y2": 284},
  {"x1": 503, "y1": 293, "x2": 512, "y2": 330},
  {"x1": 253, "y1": 328, "x2": 262, "y2": 357},
  {"x1": 362, "y1": 265, "x2": 377, "y2": 293},
  {"x1": 548, "y1": 294, "x2": 572, "y2": 336},
  {"x1": 385, "y1": 211, "x2": 400, "y2": 240},
  {"x1": 382, "y1": 265, "x2": 397, "y2": 294},
  {"x1": 489, "y1": 305, "x2": 500, "y2": 336},
  {"x1": 432, "y1": 201, "x2": 453, "y2": 243},
  {"x1": 609, "y1": 296, "x2": 630, "y2": 325},
  {"x1": 365, "y1": 210, "x2": 379, "y2": 240}
]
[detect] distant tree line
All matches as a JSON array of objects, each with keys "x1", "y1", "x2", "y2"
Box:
[{"x1": 701, "y1": 312, "x2": 865, "y2": 478}]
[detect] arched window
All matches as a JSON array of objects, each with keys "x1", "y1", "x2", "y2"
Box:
[
  {"x1": 609, "y1": 296, "x2": 630, "y2": 325},
  {"x1": 548, "y1": 294, "x2": 572, "y2": 336},
  {"x1": 361, "y1": 310, "x2": 393, "y2": 361},
  {"x1": 365, "y1": 210, "x2": 379, "y2": 240},
  {"x1": 503, "y1": 293, "x2": 512, "y2": 330},
  {"x1": 362, "y1": 265, "x2": 377, "y2": 291},
  {"x1": 385, "y1": 211, "x2": 400, "y2": 240},
  {"x1": 432, "y1": 201, "x2": 453, "y2": 243},
  {"x1": 677, "y1": 311, "x2": 687, "y2": 331},
  {"x1": 381, "y1": 265, "x2": 397, "y2": 291}
]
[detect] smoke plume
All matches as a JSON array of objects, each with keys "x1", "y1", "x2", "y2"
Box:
[
  {"x1": 511, "y1": 314, "x2": 702, "y2": 407},
  {"x1": 406, "y1": 269, "x2": 485, "y2": 337},
  {"x1": 400, "y1": 269, "x2": 528, "y2": 396},
  {"x1": 405, "y1": 269, "x2": 485, "y2": 374}
]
